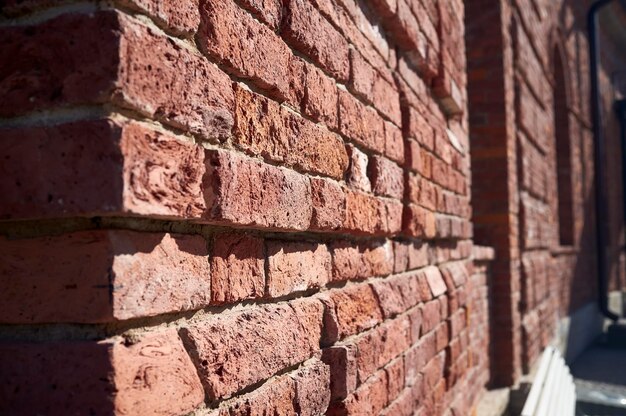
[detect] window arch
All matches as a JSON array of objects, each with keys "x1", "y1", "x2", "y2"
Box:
[{"x1": 553, "y1": 44, "x2": 574, "y2": 246}]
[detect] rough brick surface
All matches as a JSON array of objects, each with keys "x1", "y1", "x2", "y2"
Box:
[
  {"x1": 266, "y1": 240, "x2": 331, "y2": 297},
  {"x1": 204, "y1": 150, "x2": 312, "y2": 230},
  {"x1": 0, "y1": 330, "x2": 204, "y2": 416},
  {"x1": 180, "y1": 300, "x2": 323, "y2": 400},
  {"x1": 0, "y1": 231, "x2": 210, "y2": 323},
  {"x1": 211, "y1": 233, "x2": 265, "y2": 303},
  {"x1": 10, "y1": 0, "x2": 616, "y2": 413}
]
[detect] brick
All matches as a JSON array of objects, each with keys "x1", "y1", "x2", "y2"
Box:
[
  {"x1": 329, "y1": 284, "x2": 383, "y2": 339},
  {"x1": 218, "y1": 371, "x2": 296, "y2": 415},
  {"x1": 322, "y1": 345, "x2": 358, "y2": 401},
  {"x1": 385, "y1": 358, "x2": 406, "y2": 402},
  {"x1": 198, "y1": 0, "x2": 291, "y2": 100},
  {"x1": 112, "y1": 330, "x2": 205, "y2": 415},
  {"x1": 346, "y1": 145, "x2": 372, "y2": 192},
  {"x1": 0, "y1": 330, "x2": 203, "y2": 416},
  {"x1": 282, "y1": 0, "x2": 350, "y2": 81},
  {"x1": 370, "y1": 273, "x2": 421, "y2": 318},
  {"x1": 409, "y1": 307, "x2": 424, "y2": 343},
  {"x1": 424, "y1": 266, "x2": 447, "y2": 298},
  {"x1": 404, "y1": 334, "x2": 436, "y2": 383},
  {"x1": 292, "y1": 360, "x2": 332, "y2": 416},
  {"x1": 385, "y1": 121, "x2": 406, "y2": 164},
  {"x1": 180, "y1": 300, "x2": 323, "y2": 399},
  {"x1": 403, "y1": 204, "x2": 437, "y2": 238},
  {"x1": 349, "y1": 49, "x2": 402, "y2": 125},
  {"x1": 0, "y1": 119, "x2": 206, "y2": 220},
  {"x1": 116, "y1": 14, "x2": 235, "y2": 141},
  {"x1": 422, "y1": 299, "x2": 442, "y2": 334},
  {"x1": 266, "y1": 240, "x2": 331, "y2": 297},
  {"x1": 339, "y1": 89, "x2": 386, "y2": 153},
  {"x1": 1, "y1": 11, "x2": 233, "y2": 139},
  {"x1": 368, "y1": 155, "x2": 404, "y2": 199},
  {"x1": 329, "y1": 371, "x2": 388, "y2": 416},
  {"x1": 440, "y1": 261, "x2": 470, "y2": 288},
  {"x1": 233, "y1": 85, "x2": 348, "y2": 179},
  {"x1": 355, "y1": 317, "x2": 411, "y2": 382},
  {"x1": 310, "y1": 178, "x2": 346, "y2": 230},
  {"x1": 0, "y1": 231, "x2": 210, "y2": 323},
  {"x1": 119, "y1": 0, "x2": 201, "y2": 36},
  {"x1": 381, "y1": 387, "x2": 415, "y2": 416},
  {"x1": 204, "y1": 150, "x2": 312, "y2": 230},
  {"x1": 422, "y1": 352, "x2": 446, "y2": 391},
  {"x1": 211, "y1": 233, "x2": 265, "y2": 303},
  {"x1": 302, "y1": 62, "x2": 339, "y2": 128},
  {"x1": 343, "y1": 191, "x2": 402, "y2": 235},
  {"x1": 435, "y1": 321, "x2": 450, "y2": 352},
  {"x1": 331, "y1": 240, "x2": 393, "y2": 281},
  {"x1": 238, "y1": 0, "x2": 284, "y2": 30},
  {"x1": 0, "y1": 12, "x2": 119, "y2": 118},
  {"x1": 393, "y1": 241, "x2": 410, "y2": 273}
]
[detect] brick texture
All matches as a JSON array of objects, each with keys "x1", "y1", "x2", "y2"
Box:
[{"x1": 3, "y1": 0, "x2": 618, "y2": 414}]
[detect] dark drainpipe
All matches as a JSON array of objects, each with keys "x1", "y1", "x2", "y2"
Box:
[
  {"x1": 618, "y1": 99, "x2": 626, "y2": 302},
  {"x1": 588, "y1": 0, "x2": 619, "y2": 321}
]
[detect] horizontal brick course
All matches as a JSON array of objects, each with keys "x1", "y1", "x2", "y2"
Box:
[
  {"x1": 0, "y1": 230, "x2": 210, "y2": 323},
  {"x1": 180, "y1": 299, "x2": 324, "y2": 400}
]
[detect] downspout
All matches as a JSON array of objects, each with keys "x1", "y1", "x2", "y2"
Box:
[
  {"x1": 618, "y1": 99, "x2": 626, "y2": 300},
  {"x1": 588, "y1": 0, "x2": 619, "y2": 321}
]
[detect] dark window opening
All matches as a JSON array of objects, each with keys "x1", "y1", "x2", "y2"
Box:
[{"x1": 554, "y1": 46, "x2": 574, "y2": 246}]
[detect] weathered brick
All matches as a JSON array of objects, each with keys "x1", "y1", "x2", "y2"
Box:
[
  {"x1": 385, "y1": 358, "x2": 406, "y2": 402},
  {"x1": 393, "y1": 241, "x2": 410, "y2": 273},
  {"x1": 329, "y1": 284, "x2": 383, "y2": 339},
  {"x1": 329, "y1": 371, "x2": 389, "y2": 416},
  {"x1": 292, "y1": 359, "x2": 332, "y2": 415},
  {"x1": 424, "y1": 266, "x2": 447, "y2": 298},
  {"x1": 370, "y1": 273, "x2": 421, "y2": 318},
  {"x1": 233, "y1": 85, "x2": 348, "y2": 179},
  {"x1": 385, "y1": 121, "x2": 406, "y2": 164},
  {"x1": 0, "y1": 12, "x2": 119, "y2": 117},
  {"x1": 310, "y1": 178, "x2": 346, "y2": 230},
  {"x1": 349, "y1": 49, "x2": 402, "y2": 125},
  {"x1": 0, "y1": 119, "x2": 206, "y2": 220},
  {"x1": 346, "y1": 145, "x2": 372, "y2": 192},
  {"x1": 368, "y1": 155, "x2": 404, "y2": 199},
  {"x1": 0, "y1": 230, "x2": 210, "y2": 323},
  {"x1": 282, "y1": 0, "x2": 350, "y2": 81},
  {"x1": 331, "y1": 240, "x2": 394, "y2": 281},
  {"x1": 339, "y1": 89, "x2": 386, "y2": 153},
  {"x1": 355, "y1": 317, "x2": 411, "y2": 383},
  {"x1": 211, "y1": 233, "x2": 265, "y2": 303},
  {"x1": 198, "y1": 0, "x2": 291, "y2": 100},
  {"x1": 180, "y1": 300, "x2": 323, "y2": 399},
  {"x1": 322, "y1": 345, "x2": 358, "y2": 401},
  {"x1": 218, "y1": 371, "x2": 296, "y2": 415},
  {"x1": 302, "y1": 61, "x2": 339, "y2": 128},
  {"x1": 0, "y1": 330, "x2": 204, "y2": 416},
  {"x1": 404, "y1": 332, "x2": 436, "y2": 384},
  {"x1": 422, "y1": 299, "x2": 442, "y2": 334},
  {"x1": 116, "y1": 14, "x2": 235, "y2": 141},
  {"x1": 204, "y1": 150, "x2": 312, "y2": 230},
  {"x1": 266, "y1": 240, "x2": 331, "y2": 297},
  {"x1": 119, "y1": 0, "x2": 201, "y2": 36},
  {"x1": 403, "y1": 204, "x2": 437, "y2": 238},
  {"x1": 344, "y1": 191, "x2": 402, "y2": 235},
  {"x1": 238, "y1": 0, "x2": 284, "y2": 30}
]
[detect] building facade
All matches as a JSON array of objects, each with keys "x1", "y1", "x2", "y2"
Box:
[{"x1": 0, "y1": 0, "x2": 624, "y2": 415}]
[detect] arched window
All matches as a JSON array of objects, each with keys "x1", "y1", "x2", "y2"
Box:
[{"x1": 553, "y1": 46, "x2": 574, "y2": 245}]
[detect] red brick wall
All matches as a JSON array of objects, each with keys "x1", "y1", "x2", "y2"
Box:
[
  {"x1": 467, "y1": 0, "x2": 626, "y2": 386},
  {"x1": 0, "y1": 0, "x2": 493, "y2": 415}
]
